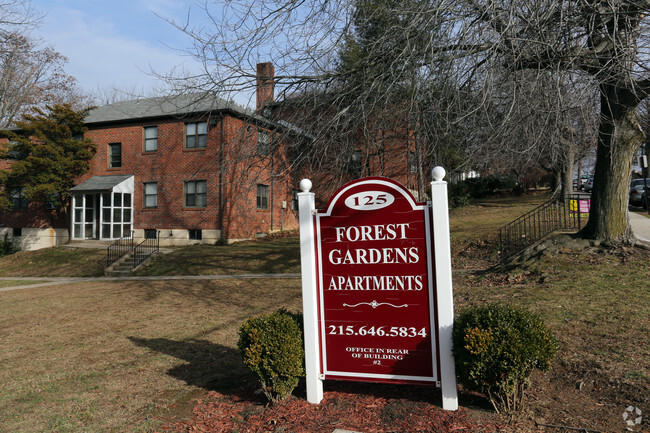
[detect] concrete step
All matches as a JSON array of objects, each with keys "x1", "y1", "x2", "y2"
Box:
[
  {"x1": 106, "y1": 252, "x2": 136, "y2": 277},
  {"x1": 107, "y1": 270, "x2": 132, "y2": 277}
]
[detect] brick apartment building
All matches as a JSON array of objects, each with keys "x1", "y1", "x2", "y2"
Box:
[
  {"x1": 1, "y1": 63, "x2": 305, "y2": 250},
  {"x1": 1, "y1": 62, "x2": 427, "y2": 251}
]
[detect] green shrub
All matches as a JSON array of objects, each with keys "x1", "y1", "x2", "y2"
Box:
[
  {"x1": 0, "y1": 233, "x2": 18, "y2": 258},
  {"x1": 462, "y1": 175, "x2": 518, "y2": 198},
  {"x1": 215, "y1": 237, "x2": 229, "y2": 246},
  {"x1": 238, "y1": 309, "x2": 304, "y2": 403},
  {"x1": 452, "y1": 303, "x2": 558, "y2": 415},
  {"x1": 448, "y1": 182, "x2": 471, "y2": 208}
]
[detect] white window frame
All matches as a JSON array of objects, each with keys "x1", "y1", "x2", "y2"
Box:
[{"x1": 144, "y1": 126, "x2": 158, "y2": 152}]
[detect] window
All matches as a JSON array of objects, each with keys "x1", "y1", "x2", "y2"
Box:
[
  {"x1": 185, "y1": 121, "x2": 207, "y2": 149},
  {"x1": 7, "y1": 141, "x2": 28, "y2": 160},
  {"x1": 345, "y1": 150, "x2": 363, "y2": 176},
  {"x1": 99, "y1": 192, "x2": 132, "y2": 239},
  {"x1": 258, "y1": 130, "x2": 270, "y2": 156},
  {"x1": 188, "y1": 229, "x2": 202, "y2": 240},
  {"x1": 10, "y1": 188, "x2": 28, "y2": 210},
  {"x1": 144, "y1": 229, "x2": 158, "y2": 239},
  {"x1": 109, "y1": 143, "x2": 122, "y2": 168},
  {"x1": 292, "y1": 189, "x2": 299, "y2": 211},
  {"x1": 144, "y1": 126, "x2": 158, "y2": 152},
  {"x1": 257, "y1": 184, "x2": 269, "y2": 210},
  {"x1": 144, "y1": 182, "x2": 158, "y2": 208},
  {"x1": 409, "y1": 151, "x2": 418, "y2": 174},
  {"x1": 46, "y1": 194, "x2": 61, "y2": 210},
  {"x1": 346, "y1": 150, "x2": 362, "y2": 176},
  {"x1": 185, "y1": 180, "x2": 207, "y2": 207},
  {"x1": 12, "y1": 227, "x2": 22, "y2": 237}
]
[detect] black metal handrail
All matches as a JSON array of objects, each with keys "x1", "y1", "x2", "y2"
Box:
[
  {"x1": 132, "y1": 231, "x2": 159, "y2": 269},
  {"x1": 106, "y1": 231, "x2": 134, "y2": 268},
  {"x1": 498, "y1": 195, "x2": 589, "y2": 261}
]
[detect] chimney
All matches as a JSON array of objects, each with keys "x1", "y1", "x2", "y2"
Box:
[{"x1": 256, "y1": 62, "x2": 274, "y2": 114}]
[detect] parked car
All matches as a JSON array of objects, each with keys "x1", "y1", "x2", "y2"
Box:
[
  {"x1": 584, "y1": 177, "x2": 594, "y2": 192},
  {"x1": 629, "y1": 178, "x2": 649, "y2": 208},
  {"x1": 573, "y1": 175, "x2": 590, "y2": 191}
]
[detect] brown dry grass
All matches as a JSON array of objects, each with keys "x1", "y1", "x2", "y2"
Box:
[
  {"x1": 0, "y1": 279, "x2": 45, "y2": 288},
  {"x1": 0, "y1": 278, "x2": 302, "y2": 432}
]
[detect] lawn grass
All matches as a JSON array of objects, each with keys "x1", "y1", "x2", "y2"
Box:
[
  {"x1": 0, "y1": 278, "x2": 302, "y2": 432},
  {"x1": 0, "y1": 247, "x2": 105, "y2": 277},
  {"x1": 133, "y1": 236, "x2": 301, "y2": 276}
]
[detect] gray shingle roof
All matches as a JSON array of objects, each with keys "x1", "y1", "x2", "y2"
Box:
[
  {"x1": 70, "y1": 175, "x2": 133, "y2": 191},
  {"x1": 84, "y1": 93, "x2": 249, "y2": 125}
]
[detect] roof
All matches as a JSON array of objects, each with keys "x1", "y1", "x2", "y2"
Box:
[
  {"x1": 70, "y1": 175, "x2": 133, "y2": 192},
  {"x1": 82, "y1": 93, "x2": 314, "y2": 139},
  {"x1": 84, "y1": 93, "x2": 250, "y2": 125}
]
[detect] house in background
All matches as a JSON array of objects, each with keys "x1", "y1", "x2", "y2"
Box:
[
  {"x1": 1, "y1": 63, "x2": 303, "y2": 250},
  {"x1": 261, "y1": 86, "x2": 428, "y2": 203}
]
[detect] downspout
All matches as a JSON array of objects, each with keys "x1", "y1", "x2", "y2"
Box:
[
  {"x1": 219, "y1": 116, "x2": 225, "y2": 239},
  {"x1": 270, "y1": 141, "x2": 274, "y2": 231}
]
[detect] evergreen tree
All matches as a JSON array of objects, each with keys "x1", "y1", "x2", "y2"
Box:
[{"x1": 0, "y1": 104, "x2": 96, "y2": 213}]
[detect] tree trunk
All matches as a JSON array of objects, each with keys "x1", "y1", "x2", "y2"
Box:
[
  {"x1": 582, "y1": 86, "x2": 645, "y2": 242},
  {"x1": 561, "y1": 144, "x2": 574, "y2": 200},
  {"x1": 552, "y1": 170, "x2": 561, "y2": 194}
]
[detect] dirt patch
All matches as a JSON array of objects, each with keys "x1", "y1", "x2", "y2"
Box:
[{"x1": 157, "y1": 369, "x2": 647, "y2": 432}]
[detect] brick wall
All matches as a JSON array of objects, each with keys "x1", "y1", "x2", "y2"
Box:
[{"x1": 84, "y1": 114, "x2": 299, "y2": 241}]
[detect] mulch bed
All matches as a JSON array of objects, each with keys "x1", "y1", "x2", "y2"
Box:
[{"x1": 156, "y1": 382, "x2": 521, "y2": 433}]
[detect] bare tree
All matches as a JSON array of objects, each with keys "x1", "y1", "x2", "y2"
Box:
[
  {"x1": 0, "y1": 1, "x2": 87, "y2": 127},
  {"x1": 0, "y1": 0, "x2": 40, "y2": 34},
  {"x1": 159, "y1": 0, "x2": 650, "y2": 243},
  {"x1": 0, "y1": 33, "x2": 85, "y2": 127}
]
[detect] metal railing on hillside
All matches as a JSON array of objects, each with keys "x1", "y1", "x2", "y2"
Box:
[
  {"x1": 498, "y1": 195, "x2": 590, "y2": 261},
  {"x1": 106, "y1": 231, "x2": 134, "y2": 267},
  {"x1": 132, "y1": 231, "x2": 159, "y2": 269}
]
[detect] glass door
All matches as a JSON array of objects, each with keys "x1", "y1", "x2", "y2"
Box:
[{"x1": 72, "y1": 193, "x2": 98, "y2": 239}]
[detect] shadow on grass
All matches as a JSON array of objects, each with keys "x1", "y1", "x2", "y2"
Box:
[
  {"x1": 127, "y1": 336, "x2": 489, "y2": 411},
  {"x1": 128, "y1": 336, "x2": 262, "y2": 402}
]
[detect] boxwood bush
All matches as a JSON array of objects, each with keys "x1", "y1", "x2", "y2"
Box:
[
  {"x1": 0, "y1": 233, "x2": 18, "y2": 257},
  {"x1": 452, "y1": 303, "x2": 558, "y2": 414},
  {"x1": 237, "y1": 309, "x2": 304, "y2": 403}
]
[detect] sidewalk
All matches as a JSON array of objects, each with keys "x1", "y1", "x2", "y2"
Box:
[
  {"x1": 0, "y1": 273, "x2": 301, "y2": 292},
  {"x1": 629, "y1": 211, "x2": 650, "y2": 242}
]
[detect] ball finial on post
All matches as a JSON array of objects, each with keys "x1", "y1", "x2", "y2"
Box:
[
  {"x1": 299, "y1": 179, "x2": 312, "y2": 192},
  {"x1": 432, "y1": 166, "x2": 446, "y2": 182}
]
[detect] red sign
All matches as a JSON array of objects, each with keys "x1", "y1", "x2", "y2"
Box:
[{"x1": 315, "y1": 177, "x2": 438, "y2": 385}]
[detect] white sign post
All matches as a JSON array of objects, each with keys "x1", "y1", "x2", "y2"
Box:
[
  {"x1": 298, "y1": 167, "x2": 458, "y2": 410},
  {"x1": 430, "y1": 166, "x2": 459, "y2": 411},
  {"x1": 297, "y1": 179, "x2": 323, "y2": 403}
]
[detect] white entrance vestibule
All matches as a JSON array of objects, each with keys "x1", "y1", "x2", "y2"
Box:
[{"x1": 70, "y1": 175, "x2": 134, "y2": 240}]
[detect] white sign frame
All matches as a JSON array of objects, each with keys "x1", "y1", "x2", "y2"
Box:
[{"x1": 298, "y1": 167, "x2": 458, "y2": 411}]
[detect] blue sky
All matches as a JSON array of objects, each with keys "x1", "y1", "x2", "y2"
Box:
[{"x1": 30, "y1": 0, "x2": 202, "y2": 96}]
